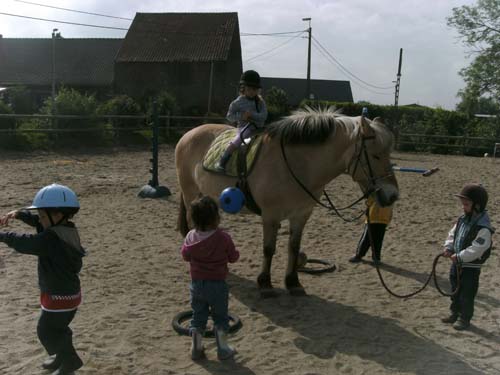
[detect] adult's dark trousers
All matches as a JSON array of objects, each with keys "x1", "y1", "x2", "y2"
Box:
[
  {"x1": 356, "y1": 223, "x2": 387, "y2": 260},
  {"x1": 37, "y1": 309, "x2": 78, "y2": 359},
  {"x1": 449, "y1": 264, "x2": 480, "y2": 322}
]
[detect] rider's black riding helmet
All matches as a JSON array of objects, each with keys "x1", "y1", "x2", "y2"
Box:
[
  {"x1": 239, "y1": 70, "x2": 261, "y2": 88},
  {"x1": 454, "y1": 183, "x2": 488, "y2": 213}
]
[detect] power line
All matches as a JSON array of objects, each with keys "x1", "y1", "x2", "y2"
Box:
[
  {"x1": 0, "y1": 9, "x2": 305, "y2": 38},
  {"x1": 311, "y1": 39, "x2": 393, "y2": 96},
  {"x1": 312, "y1": 36, "x2": 394, "y2": 90},
  {"x1": 241, "y1": 30, "x2": 307, "y2": 36},
  {"x1": 244, "y1": 32, "x2": 305, "y2": 62},
  {"x1": 0, "y1": 11, "x2": 128, "y2": 30},
  {"x1": 12, "y1": 0, "x2": 132, "y2": 21},
  {"x1": 10, "y1": 0, "x2": 307, "y2": 37}
]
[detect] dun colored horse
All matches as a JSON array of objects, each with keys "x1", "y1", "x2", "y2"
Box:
[{"x1": 176, "y1": 107, "x2": 399, "y2": 297}]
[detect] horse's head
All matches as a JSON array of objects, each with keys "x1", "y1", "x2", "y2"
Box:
[{"x1": 347, "y1": 116, "x2": 399, "y2": 207}]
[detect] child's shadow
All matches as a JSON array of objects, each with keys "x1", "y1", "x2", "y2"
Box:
[
  {"x1": 228, "y1": 272, "x2": 484, "y2": 375},
  {"x1": 198, "y1": 358, "x2": 256, "y2": 375}
]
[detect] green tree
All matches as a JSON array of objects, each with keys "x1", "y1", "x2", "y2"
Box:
[{"x1": 447, "y1": 0, "x2": 500, "y2": 105}]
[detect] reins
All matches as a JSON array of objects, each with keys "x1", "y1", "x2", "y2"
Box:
[{"x1": 279, "y1": 132, "x2": 373, "y2": 222}]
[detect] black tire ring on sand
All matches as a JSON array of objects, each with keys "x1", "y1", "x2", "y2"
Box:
[
  {"x1": 298, "y1": 258, "x2": 337, "y2": 274},
  {"x1": 172, "y1": 310, "x2": 242, "y2": 337}
]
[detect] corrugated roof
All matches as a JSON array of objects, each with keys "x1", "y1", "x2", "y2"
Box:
[
  {"x1": 261, "y1": 77, "x2": 353, "y2": 105},
  {"x1": 0, "y1": 38, "x2": 122, "y2": 86},
  {"x1": 116, "y1": 12, "x2": 238, "y2": 63}
]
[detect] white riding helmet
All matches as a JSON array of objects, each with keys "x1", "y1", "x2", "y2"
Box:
[{"x1": 27, "y1": 183, "x2": 80, "y2": 209}]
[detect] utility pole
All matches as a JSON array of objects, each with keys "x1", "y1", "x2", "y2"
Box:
[
  {"x1": 51, "y1": 28, "x2": 60, "y2": 115},
  {"x1": 394, "y1": 48, "x2": 403, "y2": 107},
  {"x1": 302, "y1": 17, "x2": 312, "y2": 101}
]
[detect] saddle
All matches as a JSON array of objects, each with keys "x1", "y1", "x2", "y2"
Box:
[
  {"x1": 203, "y1": 128, "x2": 263, "y2": 215},
  {"x1": 203, "y1": 129, "x2": 263, "y2": 176}
]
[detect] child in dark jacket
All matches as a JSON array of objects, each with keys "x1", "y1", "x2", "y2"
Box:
[
  {"x1": 441, "y1": 183, "x2": 494, "y2": 331},
  {"x1": 181, "y1": 195, "x2": 240, "y2": 360},
  {"x1": 0, "y1": 184, "x2": 85, "y2": 374}
]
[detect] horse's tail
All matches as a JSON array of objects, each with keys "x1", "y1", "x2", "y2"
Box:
[{"x1": 177, "y1": 193, "x2": 189, "y2": 236}]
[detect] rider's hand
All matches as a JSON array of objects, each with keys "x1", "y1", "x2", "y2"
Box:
[
  {"x1": 0, "y1": 210, "x2": 18, "y2": 226},
  {"x1": 450, "y1": 254, "x2": 458, "y2": 263},
  {"x1": 242, "y1": 111, "x2": 251, "y2": 121}
]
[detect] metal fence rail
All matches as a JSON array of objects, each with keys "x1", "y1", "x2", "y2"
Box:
[{"x1": 397, "y1": 132, "x2": 500, "y2": 155}]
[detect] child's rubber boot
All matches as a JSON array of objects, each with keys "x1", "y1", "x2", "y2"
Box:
[
  {"x1": 441, "y1": 313, "x2": 458, "y2": 324},
  {"x1": 215, "y1": 327, "x2": 236, "y2": 360},
  {"x1": 215, "y1": 150, "x2": 232, "y2": 172},
  {"x1": 42, "y1": 355, "x2": 61, "y2": 370},
  {"x1": 453, "y1": 318, "x2": 470, "y2": 331},
  {"x1": 51, "y1": 352, "x2": 83, "y2": 375},
  {"x1": 190, "y1": 329, "x2": 205, "y2": 360}
]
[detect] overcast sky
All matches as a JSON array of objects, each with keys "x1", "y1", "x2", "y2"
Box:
[{"x1": 0, "y1": 0, "x2": 477, "y2": 109}]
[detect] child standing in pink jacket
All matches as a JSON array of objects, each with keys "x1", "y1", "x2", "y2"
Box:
[{"x1": 181, "y1": 196, "x2": 240, "y2": 360}]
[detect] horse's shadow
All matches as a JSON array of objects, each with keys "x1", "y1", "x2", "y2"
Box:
[{"x1": 228, "y1": 272, "x2": 484, "y2": 375}]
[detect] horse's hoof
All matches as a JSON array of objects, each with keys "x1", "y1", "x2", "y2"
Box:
[
  {"x1": 288, "y1": 287, "x2": 307, "y2": 296},
  {"x1": 259, "y1": 288, "x2": 279, "y2": 298}
]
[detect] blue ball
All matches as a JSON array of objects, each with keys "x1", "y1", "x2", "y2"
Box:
[{"x1": 219, "y1": 187, "x2": 245, "y2": 214}]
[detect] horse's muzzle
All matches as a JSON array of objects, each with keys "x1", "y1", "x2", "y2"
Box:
[{"x1": 376, "y1": 184, "x2": 399, "y2": 207}]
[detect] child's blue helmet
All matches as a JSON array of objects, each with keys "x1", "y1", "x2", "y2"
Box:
[
  {"x1": 27, "y1": 183, "x2": 80, "y2": 210},
  {"x1": 219, "y1": 187, "x2": 245, "y2": 214}
]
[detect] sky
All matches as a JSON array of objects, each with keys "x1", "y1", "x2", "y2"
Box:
[{"x1": 0, "y1": 0, "x2": 478, "y2": 109}]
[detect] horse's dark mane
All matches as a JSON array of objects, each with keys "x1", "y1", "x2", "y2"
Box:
[{"x1": 266, "y1": 106, "x2": 347, "y2": 144}]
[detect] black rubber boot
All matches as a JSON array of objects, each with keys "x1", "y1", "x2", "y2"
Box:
[
  {"x1": 453, "y1": 318, "x2": 470, "y2": 331},
  {"x1": 42, "y1": 355, "x2": 61, "y2": 370},
  {"x1": 348, "y1": 255, "x2": 362, "y2": 263},
  {"x1": 441, "y1": 313, "x2": 458, "y2": 324},
  {"x1": 51, "y1": 352, "x2": 83, "y2": 374}
]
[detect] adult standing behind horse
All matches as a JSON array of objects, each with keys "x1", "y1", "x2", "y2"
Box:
[{"x1": 215, "y1": 70, "x2": 268, "y2": 172}]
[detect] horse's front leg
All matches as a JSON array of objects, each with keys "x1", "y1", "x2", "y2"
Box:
[
  {"x1": 257, "y1": 219, "x2": 279, "y2": 298},
  {"x1": 285, "y1": 214, "x2": 311, "y2": 296}
]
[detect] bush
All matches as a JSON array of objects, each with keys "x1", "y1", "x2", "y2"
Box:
[
  {"x1": 40, "y1": 87, "x2": 109, "y2": 147},
  {"x1": 300, "y1": 100, "x2": 498, "y2": 156},
  {"x1": 265, "y1": 86, "x2": 289, "y2": 122},
  {"x1": 6, "y1": 86, "x2": 38, "y2": 114},
  {"x1": 0, "y1": 100, "x2": 18, "y2": 149},
  {"x1": 97, "y1": 95, "x2": 143, "y2": 143}
]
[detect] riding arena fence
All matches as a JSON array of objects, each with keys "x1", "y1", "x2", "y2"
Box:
[{"x1": 1, "y1": 113, "x2": 500, "y2": 157}]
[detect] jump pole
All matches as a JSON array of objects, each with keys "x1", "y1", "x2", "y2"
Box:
[
  {"x1": 138, "y1": 100, "x2": 171, "y2": 198},
  {"x1": 392, "y1": 166, "x2": 439, "y2": 177}
]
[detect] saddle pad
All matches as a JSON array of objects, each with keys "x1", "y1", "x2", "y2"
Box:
[{"x1": 203, "y1": 129, "x2": 263, "y2": 177}]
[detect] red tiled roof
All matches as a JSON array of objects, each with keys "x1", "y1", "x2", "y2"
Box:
[{"x1": 116, "y1": 12, "x2": 239, "y2": 63}]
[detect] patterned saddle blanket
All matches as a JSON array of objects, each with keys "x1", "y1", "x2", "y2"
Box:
[{"x1": 202, "y1": 129, "x2": 264, "y2": 177}]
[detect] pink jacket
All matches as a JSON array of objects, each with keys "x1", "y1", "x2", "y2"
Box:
[{"x1": 181, "y1": 228, "x2": 239, "y2": 280}]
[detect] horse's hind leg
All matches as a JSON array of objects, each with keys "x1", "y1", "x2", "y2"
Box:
[
  {"x1": 258, "y1": 219, "x2": 279, "y2": 298},
  {"x1": 285, "y1": 214, "x2": 310, "y2": 296}
]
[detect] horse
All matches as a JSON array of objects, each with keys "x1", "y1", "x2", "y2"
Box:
[{"x1": 175, "y1": 107, "x2": 399, "y2": 297}]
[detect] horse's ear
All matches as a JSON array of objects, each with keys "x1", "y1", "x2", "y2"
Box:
[
  {"x1": 373, "y1": 117, "x2": 385, "y2": 124},
  {"x1": 360, "y1": 115, "x2": 371, "y2": 136}
]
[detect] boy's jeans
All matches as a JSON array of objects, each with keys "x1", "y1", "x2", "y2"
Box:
[
  {"x1": 190, "y1": 280, "x2": 230, "y2": 333},
  {"x1": 449, "y1": 264, "x2": 480, "y2": 322}
]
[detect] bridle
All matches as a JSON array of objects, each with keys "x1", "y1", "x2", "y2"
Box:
[
  {"x1": 347, "y1": 133, "x2": 396, "y2": 193},
  {"x1": 280, "y1": 131, "x2": 386, "y2": 222}
]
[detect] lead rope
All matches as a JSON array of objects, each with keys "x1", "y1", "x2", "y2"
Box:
[{"x1": 366, "y1": 208, "x2": 460, "y2": 298}]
